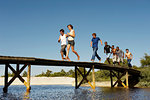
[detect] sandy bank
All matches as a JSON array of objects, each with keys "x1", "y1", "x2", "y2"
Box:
[
  {"x1": 0, "y1": 77, "x2": 75, "y2": 86},
  {"x1": 82, "y1": 81, "x2": 116, "y2": 87},
  {"x1": 0, "y1": 77, "x2": 115, "y2": 87}
]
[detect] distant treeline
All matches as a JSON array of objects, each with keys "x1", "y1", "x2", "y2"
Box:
[{"x1": 35, "y1": 69, "x2": 75, "y2": 77}]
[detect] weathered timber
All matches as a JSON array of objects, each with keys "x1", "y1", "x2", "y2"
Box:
[
  {"x1": 0, "y1": 56, "x2": 140, "y2": 76},
  {"x1": 0, "y1": 56, "x2": 141, "y2": 92}
]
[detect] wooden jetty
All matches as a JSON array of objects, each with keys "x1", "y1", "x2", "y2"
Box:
[{"x1": 0, "y1": 56, "x2": 141, "y2": 93}]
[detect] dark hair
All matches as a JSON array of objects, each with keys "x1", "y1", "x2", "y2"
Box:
[
  {"x1": 112, "y1": 45, "x2": 114, "y2": 47},
  {"x1": 105, "y1": 41, "x2": 107, "y2": 43},
  {"x1": 60, "y1": 29, "x2": 64, "y2": 33},
  {"x1": 67, "y1": 24, "x2": 73, "y2": 29},
  {"x1": 126, "y1": 49, "x2": 129, "y2": 51},
  {"x1": 116, "y1": 46, "x2": 119, "y2": 48},
  {"x1": 92, "y1": 33, "x2": 96, "y2": 36}
]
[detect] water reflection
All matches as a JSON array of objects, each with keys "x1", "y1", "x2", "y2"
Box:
[
  {"x1": 0, "y1": 85, "x2": 150, "y2": 100},
  {"x1": 23, "y1": 91, "x2": 30, "y2": 100}
]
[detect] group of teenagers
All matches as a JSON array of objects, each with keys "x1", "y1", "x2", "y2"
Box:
[{"x1": 58, "y1": 24, "x2": 133, "y2": 68}]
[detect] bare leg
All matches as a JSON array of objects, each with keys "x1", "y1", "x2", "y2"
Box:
[
  {"x1": 71, "y1": 46, "x2": 80, "y2": 60},
  {"x1": 66, "y1": 44, "x2": 71, "y2": 61},
  {"x1": 61, "y1": 52, "x2": 65, "y2": 61},
  {"x1": 107, "y1": 58, "x2": 111, "y2": 64}
]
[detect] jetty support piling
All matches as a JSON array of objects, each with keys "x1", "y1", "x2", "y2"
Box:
[
  {"x1": 110, "y1": 70, "x2": 113, "y2": 87},
  {"x1": 26, "y1": 64, "x2": 31, "y2": 92},
  {"x1": 126, "y1": 71, "x2": 129, "y2": 88},
  {"x1": 75, "y1": 66, "x2": 95, "y2": 89},
  {"x1": 75, "y1": 66, "x2": 78, "y2": 89},
  {"x1": 3, "y1": 63, "x2": 8, "y2": 93},
  {"x1": 111, "y1": 71, "x2": 128, "y2": 88},
  {"x1": 3, "y1": 63, "x2": 29, "y2": 93},
  {"x1": 92, "y1": 65, "x2": 95, "y2": 89}
]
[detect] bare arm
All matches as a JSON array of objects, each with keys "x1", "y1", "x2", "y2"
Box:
[
  {"x1": 123, "y1": 52, "x2": 124, "y2": 58},
  {"x1": 58, "y1": 36, "x2": 61, "y2": 43},
  {"x1": 91, "y1": 41, "x2": 92, "y2": 47},
  {"x1": 125, "y1": 54, "x2": 127, "y2": 58},
  {"x1": 67, "y1": 30, "x2": 75, "y2": 37},
  {"x1": 131, "y1": 53, "x2": 133, "y2": 58},
  {"x1": 65, "y1": 34, "x2": 69, "y2": 37},
  {"x1": 100, "y1": 40, "x2": 103, "y2": 45}
]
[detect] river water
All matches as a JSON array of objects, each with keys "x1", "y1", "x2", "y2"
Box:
[{"x1": 0, "y1": 85, "x2": 150, "y2": 100}]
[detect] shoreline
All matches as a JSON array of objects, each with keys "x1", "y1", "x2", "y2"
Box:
[
  {"x1": 0, "y1": 77, "x2": 113, "y2": 87},
  {"x1": 0, "y1": 77, "x2": 149, "y2": 88},
  {"x1": 0, "y1": 77, "x2": 75, "y2": 86}
]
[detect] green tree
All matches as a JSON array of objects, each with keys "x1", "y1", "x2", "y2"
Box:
[
  {"x1": 60, "y1": 69, "x2": 66, "y2": 76},
  {"x1": 66, "y1": 69, "x2": 75, "y2": 77},
  {"x1": 8, "y1": 72, "x2": 14, "y2": 77},
  {"x1": 45, "y1": 70, "x2": 52, "y2": 77},
  {"x1": 140, "y1": 53, "x2": 150, "y2": 67},
  {"x1": 22, "y1": 71, "x2": 27, "y2": 77}
]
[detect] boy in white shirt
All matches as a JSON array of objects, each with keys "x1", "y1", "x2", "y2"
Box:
[{"x1": 58, "y1": 29, "x2": 70, "y2": 61}]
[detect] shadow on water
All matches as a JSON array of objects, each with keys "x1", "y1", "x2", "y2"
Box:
[{"x1": 0, "y1": 85, "x2": 150, "y2": 100}]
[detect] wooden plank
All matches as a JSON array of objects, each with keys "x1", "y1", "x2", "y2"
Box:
[
  {"x1": 3, "y1": 64, "x2": 8, "y2": 93},
  {"x1": 27, "y1": 64, "x2": 31, "y2": 92}
]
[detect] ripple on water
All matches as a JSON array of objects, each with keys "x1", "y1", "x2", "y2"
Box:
[{"x1": 0, "y1": 85, "x2": 150, "y2": 100}]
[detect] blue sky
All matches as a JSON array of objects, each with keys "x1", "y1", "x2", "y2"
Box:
[{"x1": 0, "y1": 0, "x2": 150, "y2": 76}]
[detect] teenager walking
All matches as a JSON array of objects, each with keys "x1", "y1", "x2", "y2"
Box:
[
  {"x1": 116, "y1": 46, "x2": 124, "y2": 66},
  {"x1": 111, "y1": 45, "x2": 117, "y2": 65},
  {"x1": 91, "y1": 33, "x2": 103, "y2": 62},
  {"x1": 58, "y1": 29, "x2": 70, "y2": 61},
  {"x1": 65, "y1": 24, "x2": 80, "y2": 61},
  {"x1": 104, "y1": 41, "x2": 111, "y2": 64},
  {"x1": 125, "y1": 49, "x2": 133, "y2": 68}
]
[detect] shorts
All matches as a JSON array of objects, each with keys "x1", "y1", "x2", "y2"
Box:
[
  {"x1": 112, "y1": 55, "x2": 117, "y2": 62},
  {"x1": 60, "y1": 45, "x2": 67, "y2": 53},
  {"x1": 68, "y1": 40, "x2": 75, "y2": 46},
  {"x1": 106, "y1": 53, "x2": 111, "y2": 58},
  {"x1": 117, "y1": 57, "x2": 124, "y2": 63}
]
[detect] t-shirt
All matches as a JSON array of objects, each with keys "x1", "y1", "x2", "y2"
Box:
[
  {"x1": 104, "y1": 45, "x2": 111, "y2": 53},
  {"x1": 91, "y1": 37, "x2": 100, "y2": 48},
  {"x1": 60, "y1": 34, "x2": 67, "y2": 45},
  {"x1": 68, "y1": 29, "x2": 74, "y2": 41},
  {"x1": 116, "y1": 49, "x2": 124, "y2": 58}
]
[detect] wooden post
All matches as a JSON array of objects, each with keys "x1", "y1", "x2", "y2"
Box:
[
  {"x1": 84, "y1": 67, "x2": 86, "y2": 76},
  {"x1": 126, "y1": 71, "x2": 129, "y2": 88},
  {"x1": 16, "y1": 63, "x2": 19, "y2": 71},
  {"x1": 75, "y1": 66, "x2": 78, "y2": 89},
  {"x1": 3, "y1": 64, "x2": 8, "y2": 93},
  {"x1": 110, "y1": 70, "x2": 113, "y2": 87},
  {"x1": 27, "y1": 64, "x2": 31, "y2": 92},
  {"x1": 92, "y1": 65, "x2": 95, "y2": 89}
]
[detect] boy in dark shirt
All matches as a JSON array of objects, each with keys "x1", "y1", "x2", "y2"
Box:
[
  {"x1": 91, "y1": 33, "x2": 103, "y2": 62},
  {"x1": 104, "y1": 42, "x2": 111, "y2": 64}
]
